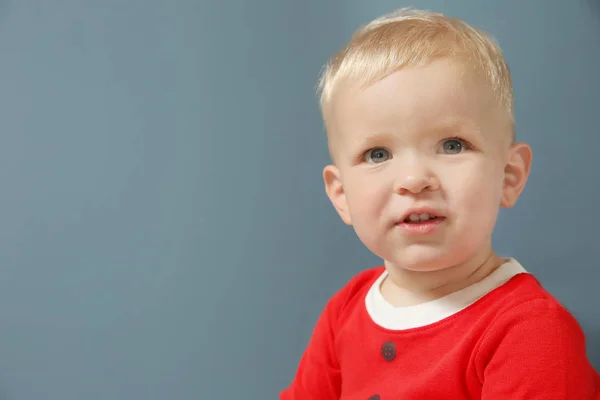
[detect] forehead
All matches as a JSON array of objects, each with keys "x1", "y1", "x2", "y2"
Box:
[{"x1": 328, "y1": 59, "x2": 501, "y2": 144}]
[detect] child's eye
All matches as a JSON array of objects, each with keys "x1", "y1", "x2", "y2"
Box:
[
  {"x1": 439, "y1": 138, "x2": 471, "y2": 154},
  {"x1": 364, "y1": 148, "x2": 391, "y2": 164}
]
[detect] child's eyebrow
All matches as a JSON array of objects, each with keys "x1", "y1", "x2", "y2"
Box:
[
  {"x1": 353, "y1": 120, "x2": 481, "y2": 148},
  {"x1": 351, "y1": 131, "x2": 397, "y2": 150},
  {"x1": 430, "y1": 119, "x2": 482, "y2": 136}
]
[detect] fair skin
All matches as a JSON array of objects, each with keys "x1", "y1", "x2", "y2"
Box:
[{"x1": 323, "y1": 58, "x2": 532, "y2": 307}]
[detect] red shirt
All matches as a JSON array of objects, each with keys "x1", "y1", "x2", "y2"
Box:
[{"x1": 281, "y1": 266, "x2": 600, "y2": 399}]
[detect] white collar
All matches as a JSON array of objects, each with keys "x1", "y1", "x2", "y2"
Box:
[{"x1": 365, "y1": 258, "x2": 527, "y2": 330}]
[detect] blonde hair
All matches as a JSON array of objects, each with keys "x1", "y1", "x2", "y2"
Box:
[{"x1": 318, "y1": 8, "x2": 514, "y2": 135}]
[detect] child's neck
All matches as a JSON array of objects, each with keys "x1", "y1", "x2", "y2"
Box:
[{"x1": 380, "y1": 250, "x2": 505, "y2": 307}]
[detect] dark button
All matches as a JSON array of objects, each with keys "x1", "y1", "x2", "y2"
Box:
[
  {"x1": 381, "y1": 341, "x2": 396, "y2": 361},
  {"x1": 368, "y1": 396, "x2": 380, "y2": 400}
]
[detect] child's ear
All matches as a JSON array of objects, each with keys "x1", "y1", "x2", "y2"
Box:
[
  {"x1": 323, "y1": 165, "x2": 352, "y2": 225},
  {"x1": 501, "y1": 142, "x2": 533, "y2": 208}
]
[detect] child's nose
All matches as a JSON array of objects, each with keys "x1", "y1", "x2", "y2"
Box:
[{"x1": 393, "y1": 162, "x2": 439, "y2": 194}]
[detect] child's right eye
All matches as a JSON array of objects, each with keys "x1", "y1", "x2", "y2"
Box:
[{"x1": 364, "y1": 148, "x2": 391, "y2": 164}]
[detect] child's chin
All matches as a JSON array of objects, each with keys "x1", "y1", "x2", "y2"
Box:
[{"x1": 386, "y1": 248, "x2": 457, "y2": 272}]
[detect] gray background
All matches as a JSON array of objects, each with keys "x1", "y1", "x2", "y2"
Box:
[{"x1": 0, "y1": 0, "x2": 598, "y2": 398}]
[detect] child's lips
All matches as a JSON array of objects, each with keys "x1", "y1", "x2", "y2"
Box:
[
  {"x1": 398, "y1": 207, "x2": 445, "y2": 224},
  {"x1": 395, "y1": 216, "x2": 446, "y2": 235}
]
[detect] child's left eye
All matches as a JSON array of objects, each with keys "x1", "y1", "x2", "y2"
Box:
[
  {"x1": 440, "y1": 138, "x2": 470, "y2": 154},
  {"x1": 364, "y1": 147, "x2": 391, "y2": 164}
]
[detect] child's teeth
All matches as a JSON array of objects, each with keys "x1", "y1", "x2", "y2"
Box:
[
  {"x1": 408, "y1": 213, "x2": 421, "y2": 222},
  {"x1": 406, "y1": 213, "x2": 437, "y2": 222}
]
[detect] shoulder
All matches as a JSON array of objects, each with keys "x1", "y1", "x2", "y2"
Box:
[
  {"x1": 338, "y1": 266, "x2": 384, "y2": 303},
  {"x1": 322, "y1": 266, "x2": 384, "y2": 322},
  {"x1": 476, "y1": 274, "x2": 600, "y2": 396},
  {"x1": 477, "y1": 273, "x2": 588, "y2": 360},
  {"x1": 487, "y1": 273, "x2": 579, "y2": 328}
]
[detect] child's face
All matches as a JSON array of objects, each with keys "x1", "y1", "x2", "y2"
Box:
[{"x1": 323, "y1": 59, "x2": 531, "y2": 272}]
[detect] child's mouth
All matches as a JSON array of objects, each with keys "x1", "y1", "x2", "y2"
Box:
[
  {"x1": 403, "y1": 213, "x2": 439, "y2": 224},
  {"x1": 397, "y1": 212, "x2": 445, "y2": 235}
]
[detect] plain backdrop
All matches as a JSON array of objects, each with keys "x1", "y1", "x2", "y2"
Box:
[{"x1": 0, "y1": 0, "x2": 598, "y2": 398}]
